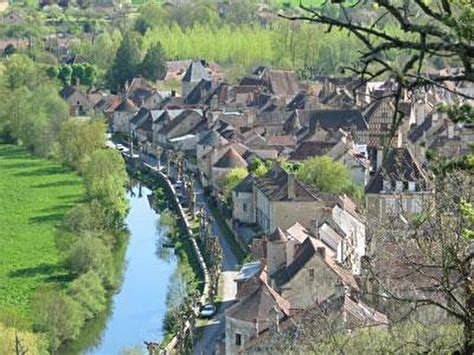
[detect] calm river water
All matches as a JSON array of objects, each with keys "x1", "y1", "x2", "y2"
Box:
[{"x1": 65, "y1": 185, "x2": 183, "y2": 354}]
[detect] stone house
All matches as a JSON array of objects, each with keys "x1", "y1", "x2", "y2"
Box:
[
  {"x1": 365, "y1": 147, "x2": 430, "y2": 221},
  {"x1": 181, "y1": 60, "x2": 210, "y2": 98},
  {"x1": 211, "y1": 146, "x2": 248, "y2": 194},
  {"x1": 253, "y1": 164, "x2": 325, "y2": 233},
  {"x1": 273, "y1": 237, "x2": 359, "y2": 311},
  {"x1": 243, "y1": 285, "x2": 388, "y2": 354},
  {"x1": 112, "y1": 98, "x2": 139, "y2": 134},
  {"x1": 154, "y1": 109, "x2": 206, "y2": 147},
  {"x1": 59, "y1": 85, "x2": 94, "y2": 116},
  {"x1": 232, "y1": 173, "x2": 256, "y2": 225},
  {"x1": 225, "y1": 274, "x2": 290, "y2": 355}
]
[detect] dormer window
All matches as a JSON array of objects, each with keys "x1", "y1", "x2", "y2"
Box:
[
  {"x1": 382, "y1": 179, "x2": 391, "y2": 192},
  {"x1": 395, "y1": 181, "x2": 403, "y2": 192},
  {"x1": 408, "y1": 181, "x2": 416, "y2": 192}
]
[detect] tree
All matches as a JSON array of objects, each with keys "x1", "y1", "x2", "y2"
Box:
[
  {"x1": 83, "y1": 149, "x2": 129, "y2": 228},
  {"x1": 67, "y1": 271, "x2": 107, "y2": 320},
  {"x1": 58, "y1": 65, "x2": 72, "y2": 86},
  {"x1": 140, "y1": 42, "x2": 167, "y2": 81},
  {"x1": 57, "y1": 118, "x2": 106, "y2": 172},
  {"x1": 220, "y1": 167, "x2": 248, "y2": 200},
  {"x1": 46, "y1": 65, "x2": 60, "y2": 79},
  {"x1": 108, "y1": 32, "x2": 142, "y2": 91},
  {"x1": 1, "y1": 54, "x2": 37, "y2": 90},
  {"x1": 248, "y1": 157, "x2": 271, "y2": 177},
  {"x1": 66, "y1": 236, "x2": 117, "y2": 288},
  {"x1": 296, "y1": 156, "x2": 354, "y2": 195},
  {"x1": 281, "y1": 1, "x2": 474, "y2": 141},
  {"x1": 32, "y1": 289, "x2": 84, "y2": 352}
]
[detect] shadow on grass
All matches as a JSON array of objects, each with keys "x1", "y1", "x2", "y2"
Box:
[
  {"x1": 39, "y1": 204, "x2": 75, "y2": 214},
  {"x1": 14, "y1": 166, "x2": 71, "y2": 177},
  {"x1": 0, "y1": 161, "x2": 42, "y2": 169},
  {"x1": 9, "y1": 263, "x2": 61, "y2": 278},
  {"x1": 33, "y1": 180, "x2": 81, "y2": 189},
  {"x1": 30, "y1": 213, "x2": 65, "y2": 224}
]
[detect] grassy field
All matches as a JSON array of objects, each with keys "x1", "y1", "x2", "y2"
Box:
[{"x1": 0, "y1": 144, "x2": 84, "y2": 319}]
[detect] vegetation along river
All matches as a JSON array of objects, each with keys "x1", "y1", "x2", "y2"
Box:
[{"x1": 64, "y1": 184, "x2": 185, "y2": 354}]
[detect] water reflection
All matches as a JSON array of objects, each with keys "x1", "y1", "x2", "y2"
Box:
[{"x1": 65, "y1": 184, "x2": 184, "y2": 354}]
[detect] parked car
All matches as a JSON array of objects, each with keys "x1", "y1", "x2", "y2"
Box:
[
  {"x1": 175, "y1": 180, "x2": 184, "y2": 189},
  {"x1": 199, "y1": 304, "x2": 216, "y2": 318}
]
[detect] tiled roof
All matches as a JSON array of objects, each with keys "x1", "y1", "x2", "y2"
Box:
[
  {"x1": 234, "y1": 173, "x2": 256, "y2": 193},
  {"x1": 290, "y1": 141, "x2": 336, "y2": 160},
  {"x1": 299, "y1": 109, "x2": 369, "y2": 132},
  {"x1": 285, "y1": 222, "x2": 311, "y2": 244},
  {"x1": 213, "y1": 147, "x2": 248, "y2": 169},
  {"x1": 197, "y1": 130, "x2": 224, "y2": 146},
  {"x1": 182, "y1": 60, "x2": 209, "y2": 83},
  {"x1": 365, "y1": 147, "x2": 428, "y2": 194},
  {"x1": 254, "y1": 164, "x2": 319, "y2": 202},
  {"x1": 276, "y1": 237, "x2": 359, "y2": 291},
  {"x1": 226, "y1": 279, "x2": 290, "y2": 329},
  {"x1": 116, "y1": 98, "x2": 139, "y2": 113}
]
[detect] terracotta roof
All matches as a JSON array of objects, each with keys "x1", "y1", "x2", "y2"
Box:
[
  {"x1": 213, "y1": 147, "x2": 248, "y2": 169},
  {"x1": 285, "y1": 222, "x2": 311, "y2": 244}
]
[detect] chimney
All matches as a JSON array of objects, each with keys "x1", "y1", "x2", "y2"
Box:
[
  {"x1": 287, "y1": 173, "x2": 295, "y2": 200},
  {"x1": 171, "y1": 90, "x2": 176, "y2": 97},
  {"x1": 376, "y1": 149, "x2": 383, "y2": 170},
  {"x1": 317, "y1": 247, "x2": 326, "y2": 259},
  {"x1": 254, "y1": 317, "x2": 259, "y2": 335}
]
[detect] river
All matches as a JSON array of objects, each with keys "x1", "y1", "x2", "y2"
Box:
[{"x1": 65, "y1": 184, "x2": 184, "y2": 354}]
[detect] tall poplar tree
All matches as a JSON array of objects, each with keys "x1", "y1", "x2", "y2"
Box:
[{"x1": 139, "y1": 42, "x2": 167, "y2": 81}]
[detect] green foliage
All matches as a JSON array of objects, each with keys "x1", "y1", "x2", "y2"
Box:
[
  {"x1": 67, "y1": 271, "x2": 107, "y2": 320},
  {"x1": 83, "y1": 149, "x2": 129, "y2": 228},
  {"x1": 1, "y1": 54, "x2": 39, "y2": 90},
  {"x1": 108, "y1": 31, "x2": 142, "y2": 91},
  {"x1": 57, "y1": 118, "x2": 106, "y2": 173},
  {"x1": 248, "y1": 157, "x2": 272, "y2": 177},
  {"x1": 0, "y1": 145, "x2": 83, "y2": 318},
  {"x1": 0, "y1": 322, "x2": 48, "y2": 355},
  {"x1": 46, "y1": 65, "x2": 60, "y2": 79},
  {"x1": 32, "y1": 289, "x2": 84, "y2": 352},
  {"x1": 65, "y1": 236, "x2": 117, "y2": 288},
  {"x1": 221, "y1": 167, "x2": 248, "y2": 199},
  {"x1": 160, "y1": 208, "x2": 178, "y2": 238},
  {"x1": 297, "y1": 156, "x2": 362, "y2": 199},
  {"x1": 62, "y1": 200, "x2": 107, "y2": 238},
  {"x1": 140, "y1": 42, "x2": 166, "y2": 81},
  {"x1": 58, "y1": 65, "x2": 73, "y2": 86}
]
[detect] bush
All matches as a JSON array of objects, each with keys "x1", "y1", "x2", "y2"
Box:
[
  {"x1": 67, "y1": 271, "x2": 107, "y2": 320},
  {"x1": 32, "y1": 289, "x2": 84, "y2": 352}
]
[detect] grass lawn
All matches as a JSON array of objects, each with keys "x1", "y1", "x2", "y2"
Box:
[{"x1": 0, "y1": 144, "x2": 84, "y2": 319}]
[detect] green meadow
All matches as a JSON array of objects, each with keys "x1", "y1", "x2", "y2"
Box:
[{"x1": 0, "y1": 144, "x2": 83, "y2": 319}]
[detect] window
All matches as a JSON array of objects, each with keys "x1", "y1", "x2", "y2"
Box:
[
  {"x1": 308, "y1": 268, "x2": 315, "y2": 278},
  {"x1": 243, "y1": 203, "x2": 247, "y2": 212},
  {"x1": 235, "y1": 333, "x2": 242, "y2": 346}
]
